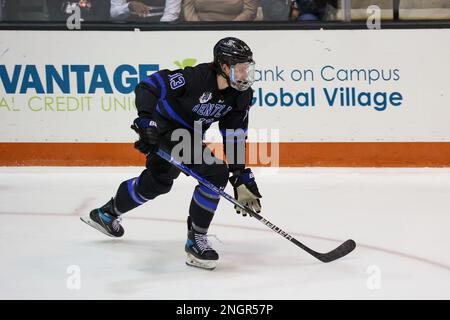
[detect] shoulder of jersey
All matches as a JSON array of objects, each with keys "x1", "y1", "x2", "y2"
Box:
[{"x1": 182, "y1": 63, "x2": 213, "y2": 81}]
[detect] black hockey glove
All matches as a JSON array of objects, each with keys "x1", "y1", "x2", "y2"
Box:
[
  {"x1": 229, "y1": 168, "x2": 262, "y2": 217},
  {"x1": 130, "y1": 117, "x2": 159, "y2": 156}
]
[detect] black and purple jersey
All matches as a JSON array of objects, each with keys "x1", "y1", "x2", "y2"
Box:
[{"x1": 134, "y1": 63, "x2": 253, "y2": 171}]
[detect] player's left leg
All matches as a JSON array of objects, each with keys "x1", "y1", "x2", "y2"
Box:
[{"x1": 184, "y1": 147, "x2": 229, "y2": 270}]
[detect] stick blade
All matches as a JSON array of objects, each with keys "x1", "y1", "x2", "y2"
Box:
[{"x1": 317, "y1": 239, "x2": 356, "y2": 263}]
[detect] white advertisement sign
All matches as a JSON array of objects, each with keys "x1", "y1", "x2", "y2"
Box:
[{"x1": 0, "y1": 29, "x2": 449, "y2": 142}]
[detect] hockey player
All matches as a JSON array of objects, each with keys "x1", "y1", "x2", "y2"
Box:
[{"x1": 81, "y1": 37, "x2": 262, "y2": 270}]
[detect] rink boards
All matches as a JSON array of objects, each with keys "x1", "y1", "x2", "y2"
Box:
[{"x1": 0, "y1": 29, "x2": 449, "y2": 166}]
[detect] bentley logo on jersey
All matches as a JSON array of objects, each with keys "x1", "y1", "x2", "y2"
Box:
[
  {"x1": 192, "y1": 103, "x2": 232, "y2": 119},
  {"x1": 199, "y1": 92, "x2": 213, "y2": 103}
]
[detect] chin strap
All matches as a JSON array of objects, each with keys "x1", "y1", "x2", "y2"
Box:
[
  {"x1": 223, "y1": 74, "x2": 232, "y2": 88},
  {"x1": 214, "y1": 63, "x2": 231, "y2": 87}
]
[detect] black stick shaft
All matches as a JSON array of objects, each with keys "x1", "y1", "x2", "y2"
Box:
[{"x1": 157, "y1": 149, "x2": 356, "y2": 263}]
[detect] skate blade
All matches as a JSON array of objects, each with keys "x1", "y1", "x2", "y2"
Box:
[
  {"x1": 186, "y1": 253, "x2": 217, "y2": 270},
  {"x1": 80, "y1": 215, "x2": 116, "y2": 238}
]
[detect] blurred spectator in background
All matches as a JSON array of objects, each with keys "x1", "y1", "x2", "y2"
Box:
[
  {"x1": 183, "y1": 0, "x2": 258, "y2": 21},
  {"x1": 110, "y1": 0, "x2": 181, "y2": 22},
  {"x1": 294, "y1": 0, "x2": 337, "y2": 21},
  {"x1": 259, "y1": 0, "x2": 293, "y2": 21},
  {"x1": 47, "y1": 0, "x2": 110, "y2": 21}
]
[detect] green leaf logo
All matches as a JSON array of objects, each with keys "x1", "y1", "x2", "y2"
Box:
[{"x1": 174, "y1": 58, "x2": 197, "y2": 69}]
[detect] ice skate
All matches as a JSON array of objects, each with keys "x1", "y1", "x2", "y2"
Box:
[
  {"x1": 185, "y1": 218, "x2": 219, "y2": 270},
  {"x1": 80, "y1": 198, "x2": 124, "y2": 238}
]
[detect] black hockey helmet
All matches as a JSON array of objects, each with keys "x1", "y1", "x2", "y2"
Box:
[
  {"x1": 213, "y1": 37, "x2": 255, "y2": 91},
  {"x1": 213, "y1": 37, "x2": 254, "y2": 66}
]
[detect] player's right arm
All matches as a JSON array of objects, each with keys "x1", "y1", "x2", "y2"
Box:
[
  {"x1": 131, "y1": 69, "x2": 188, "y2": 155},
  {"x1": 131, "y1": 73, "x2": 163, "y2": 155}
]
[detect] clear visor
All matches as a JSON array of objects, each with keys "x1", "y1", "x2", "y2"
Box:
[{"x1": 230, "y1": 61, "x2": 255, "y2": 91}]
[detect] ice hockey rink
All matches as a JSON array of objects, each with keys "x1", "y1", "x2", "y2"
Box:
[{"x1": 0, "y1": 166, "x2": 449, "y2": 300}]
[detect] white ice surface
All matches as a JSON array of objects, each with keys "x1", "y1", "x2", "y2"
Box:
[{"x1": 0, "y1": 167, "x2": 449, "y2": 299}]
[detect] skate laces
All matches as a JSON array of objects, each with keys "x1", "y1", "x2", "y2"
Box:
[
  {"x1": 111, "y1": 216, "x2": 122, "y2": 232},
  {"x1": 194, "y1": 233, "x2": 214, "y2": 253}
]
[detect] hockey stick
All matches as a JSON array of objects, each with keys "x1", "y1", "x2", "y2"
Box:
[{"x1": 157, "y1": 149, "x2": 356, "y2": 263}]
